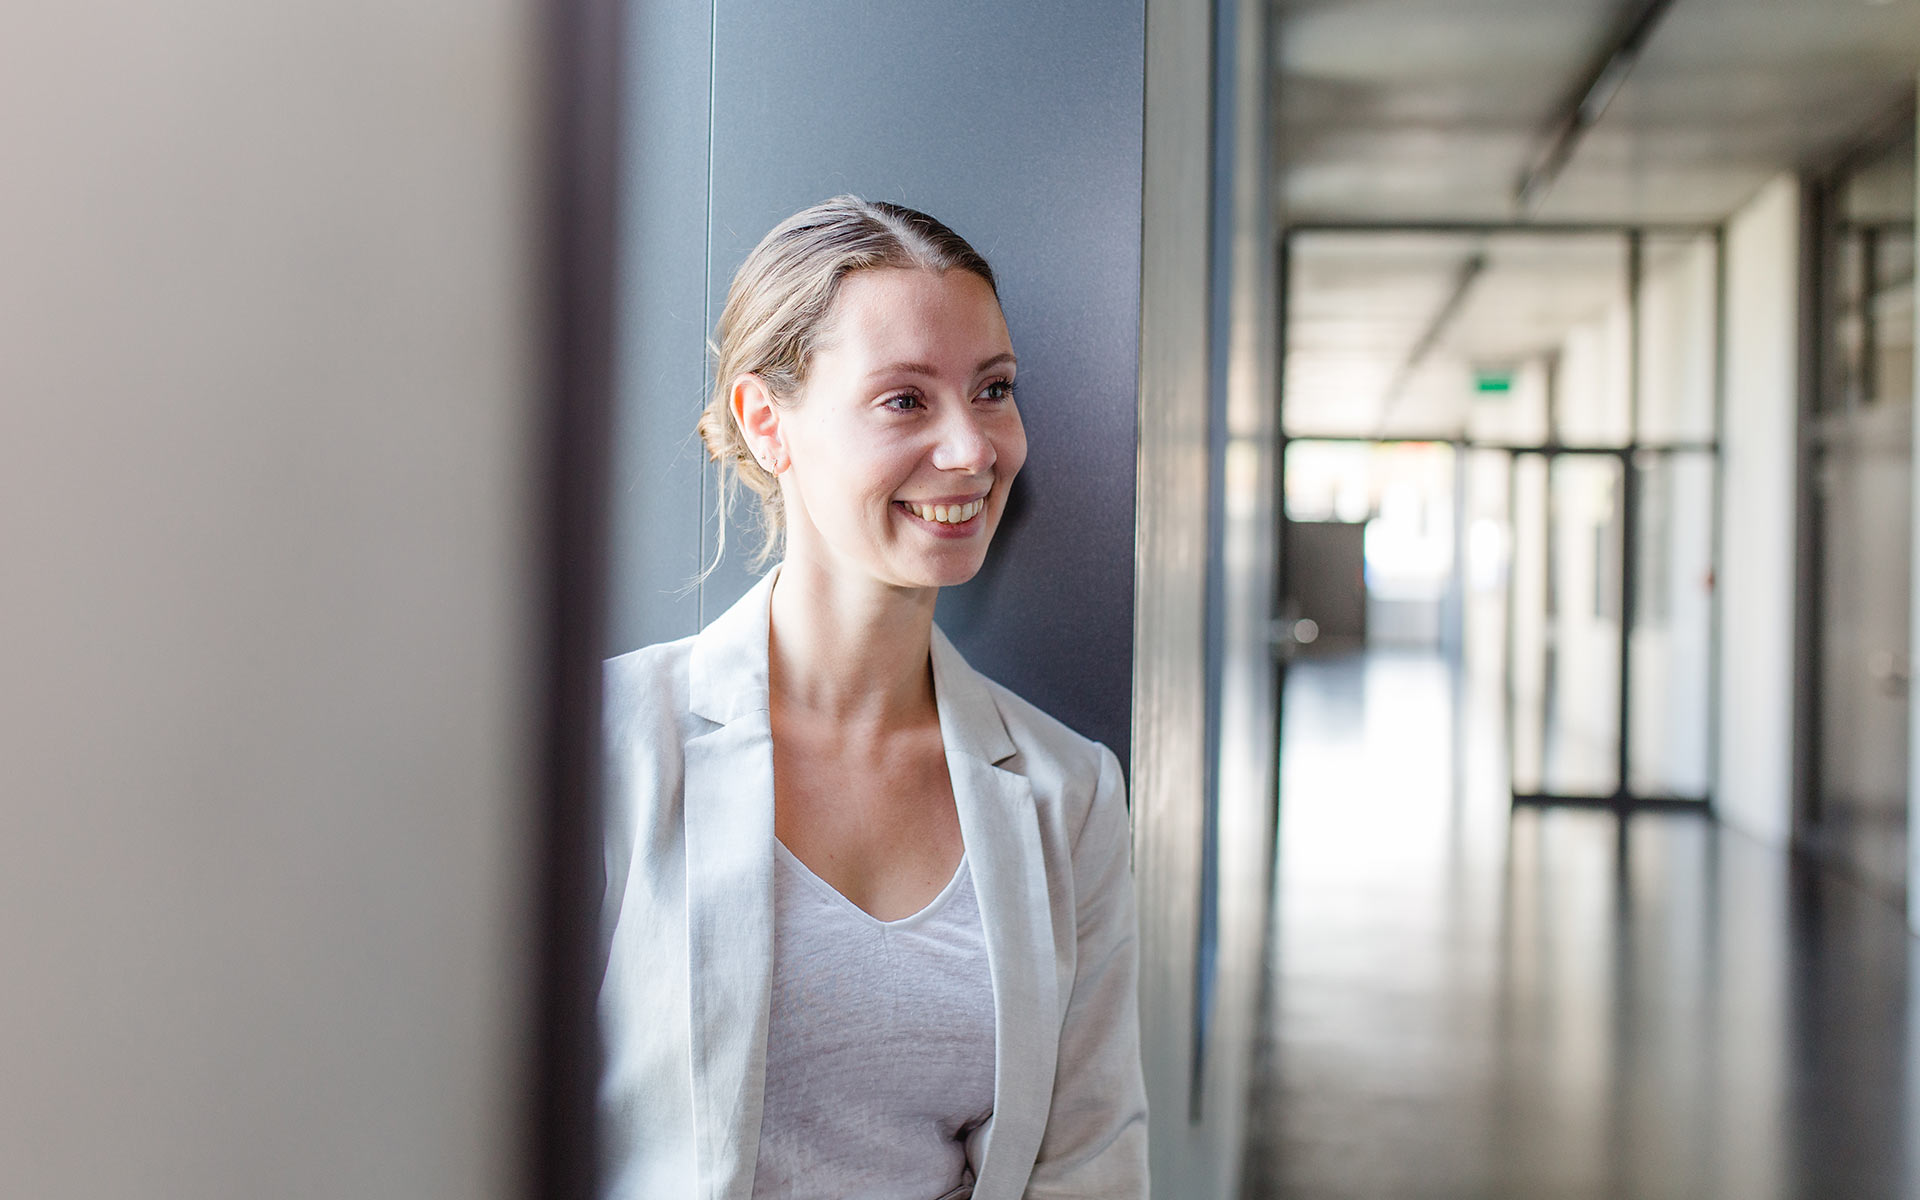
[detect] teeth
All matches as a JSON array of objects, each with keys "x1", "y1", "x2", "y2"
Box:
[{"x1": 906, "y1": 499, "x2": 985, "y2": 524}]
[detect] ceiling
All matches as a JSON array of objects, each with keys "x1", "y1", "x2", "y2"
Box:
[
  {"x1": 1284, "y1": 230, "x2": 1644, "y2": 436},
  {"x1": 1273, "y1": 0, "x2": 1918, "y2": 438},
  {"x1": 1274, "y1": 0, "x2": 1920, "y2": 225}
]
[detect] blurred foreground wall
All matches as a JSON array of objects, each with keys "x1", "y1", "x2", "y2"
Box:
[{"x1": 0, "y1": 3, "x2": 545, "y2": 1195}]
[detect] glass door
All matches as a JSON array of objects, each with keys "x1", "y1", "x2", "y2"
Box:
[{"x1": 1508, "y1": 450, "x2": 1626, "y2": 800}]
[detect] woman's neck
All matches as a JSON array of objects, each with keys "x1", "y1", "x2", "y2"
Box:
[{"x1": 766, "y1": 556, "x2": 940, "y2": 728}]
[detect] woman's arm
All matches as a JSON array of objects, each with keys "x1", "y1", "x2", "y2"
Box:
[{"x1": 1024, "y1": 743, "x2": 1150, "y2": 1198}]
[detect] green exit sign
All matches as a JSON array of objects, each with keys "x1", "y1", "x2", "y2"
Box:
[{"x1": 1474, "y1": 369, "x2": 1514, "y2": 395}]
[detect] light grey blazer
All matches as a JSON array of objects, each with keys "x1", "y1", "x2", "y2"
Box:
[{"x1": 598, "y1": 568, "x2": 1149, "y2": 1199}]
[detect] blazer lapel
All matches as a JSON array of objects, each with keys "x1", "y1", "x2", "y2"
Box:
[
  {"x1": 933, "y1": 629, "x2": 1060, "y2": 1198},
  {"x1": 677, "y1": 590, "x2": 1060, "y2": 1199},
  {"x1": 684, "y1": 571, "x2": 779, "y2": 1200}
]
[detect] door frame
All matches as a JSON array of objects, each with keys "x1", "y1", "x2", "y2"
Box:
[{"x1": 1274, "y1": 222, "x2": 1725, "y2": 816}]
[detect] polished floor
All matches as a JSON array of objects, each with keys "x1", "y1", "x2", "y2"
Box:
[{"x1": 1241, "y1": 650, "x2": 1920, "y2": 1200}]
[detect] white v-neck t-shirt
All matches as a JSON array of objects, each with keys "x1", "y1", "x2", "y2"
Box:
[{"x1": 750, "y1": 841, "x2": 997, "y2": 1200}]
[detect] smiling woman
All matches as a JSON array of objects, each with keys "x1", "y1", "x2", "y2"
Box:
[
  {"x1": 598, "y1": 198, "x2": 1149, "y2": 1199},
  {"x1": 735, "y1": 266, "x2": 1025, "y2": 588}
]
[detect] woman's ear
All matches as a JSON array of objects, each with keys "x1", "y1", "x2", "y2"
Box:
[{"x1": 729, "y1": 374, "x2": 787, "y2": 473}]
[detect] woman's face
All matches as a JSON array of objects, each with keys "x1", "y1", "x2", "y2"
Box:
[{"x1": 770, "y1": 266, "x2": 1026, "y2": 593}]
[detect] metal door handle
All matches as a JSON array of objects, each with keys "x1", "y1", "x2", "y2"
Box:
[{"x1": 1270, "y1": 617, "x2": 1320, "y2": 659}]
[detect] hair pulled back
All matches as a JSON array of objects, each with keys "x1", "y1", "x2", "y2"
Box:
[{"x1": 697, "y1": 195, "x2": 998, "y2": 570}]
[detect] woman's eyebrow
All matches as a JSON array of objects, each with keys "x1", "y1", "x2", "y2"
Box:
[
  {"x1": 864, "y1": 352, "x2": 1018, "y2": 382},
  {"x1": 867, "y1": 361, "x2": 939, "y2": 380}
]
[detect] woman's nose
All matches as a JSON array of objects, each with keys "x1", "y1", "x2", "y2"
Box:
[{"x1": 931, "y1": 407, "x2": 996, "y2": 473}]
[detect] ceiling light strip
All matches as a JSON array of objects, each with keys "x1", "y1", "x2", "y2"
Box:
[
  {"x1": 1513, "y1": 0, "x2": 1681, "y2": 215},
  {"x1": 1373, "y1": 251, "x2": 1488, "y2": 437}
]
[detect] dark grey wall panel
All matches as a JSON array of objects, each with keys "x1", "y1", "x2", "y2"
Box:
[
  {"x1": 698, "y1": 0, "x2": 1147, "y2": 765},
  {"x1": 607, "y1": 0, "x2": 714, "y2": 652}
]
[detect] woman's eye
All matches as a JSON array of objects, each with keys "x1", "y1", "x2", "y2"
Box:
[
  {"x1": 881, "y1": 392, "x2": 923, "y2": 411},
  {"x1": 979, "y1": 380, "x2": 1015, "y2": 402}
]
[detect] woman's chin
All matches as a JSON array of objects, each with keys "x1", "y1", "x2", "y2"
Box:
[
  {"x1": 891, "y1": 547, "x2": 991, "y2": 591},
  {"x1": 792, "y1": 530, "x2": 996, "y2": 592}
]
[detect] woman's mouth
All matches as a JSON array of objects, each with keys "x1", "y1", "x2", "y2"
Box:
[{"x1": 898, "y1": 498, "x2": 986, "y2": 526}]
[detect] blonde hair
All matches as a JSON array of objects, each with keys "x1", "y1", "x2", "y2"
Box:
[{"x1": 696, "y1": 195, "x2": 998, "y2": 571}]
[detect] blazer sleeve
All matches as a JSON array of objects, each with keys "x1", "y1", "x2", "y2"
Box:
[{"x1": 1024, "y1": 743, "x2": 1151, "y2": 1197}]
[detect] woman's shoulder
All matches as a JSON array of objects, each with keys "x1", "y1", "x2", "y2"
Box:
[
  {"x1": 599, "y1": 638, "x2": 702, "y2": 875},
  {"x1": 964, "y1": 670, "x2": 1130, "y2": 906},
  {"x1": 933, "y1": 627, "x2": 1117, "y2": 793},
  {"x1": 603, "y1": 635, "x2": 699, "y2": 748},
  {"x1": 954, "y1": 664, "x2": 1123, "y2": 831},
  {"x1": 982, "y1": 675, "x2": 1108, "y2": 768}
]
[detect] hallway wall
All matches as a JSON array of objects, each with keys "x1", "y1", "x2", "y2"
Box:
[
  {"x1": 610, "y1": 0, "x2": 1145, "y2": 764},
  {"x1": 1718, "y1": 175, "x2": 1803, "y2": 846}
]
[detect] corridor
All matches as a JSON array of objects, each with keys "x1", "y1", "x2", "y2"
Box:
[{"x1": 1243, "y1": 652, "x2": 1920, "y2": 1199}]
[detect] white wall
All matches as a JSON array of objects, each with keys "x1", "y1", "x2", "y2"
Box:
[
  {"x1": 0, "y1": 4, "x2": 543, "y2": 1196},
  {"x1": 1717, "y1": 175, "x2": 1803, "y2": 846}
]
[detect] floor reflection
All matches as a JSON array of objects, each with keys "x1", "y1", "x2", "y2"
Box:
[{"x1": 1241, "y1": 650, "x2": 1920, "y2": 1200}]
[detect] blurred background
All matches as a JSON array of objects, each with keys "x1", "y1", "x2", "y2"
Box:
[{"x1": 4, "y1": 0, "x2": 1917, "y2": 1197}]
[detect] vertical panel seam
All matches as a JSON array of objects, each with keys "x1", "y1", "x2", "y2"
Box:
[{"x1": 698, "y1": 0, "x2": 720, "y2": 628}]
